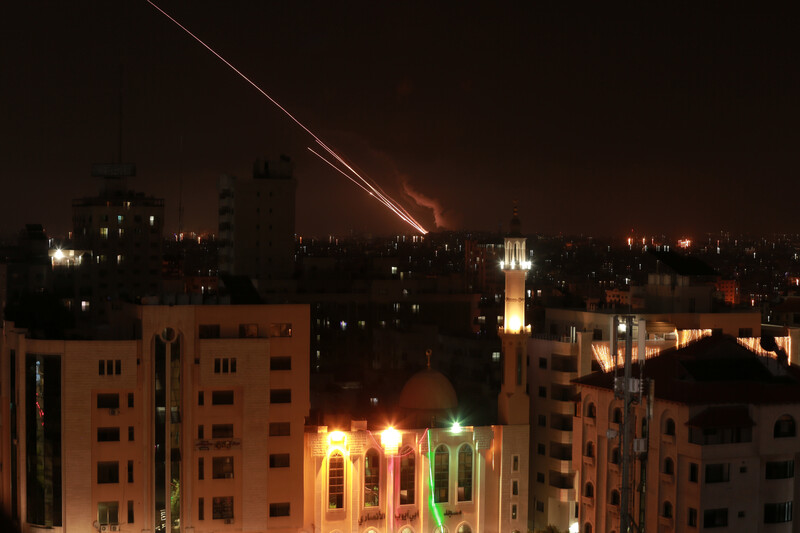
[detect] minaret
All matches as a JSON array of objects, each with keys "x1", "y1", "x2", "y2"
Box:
[{"x1": 498, "y1": 205, "x2": 531, "y2": 425}]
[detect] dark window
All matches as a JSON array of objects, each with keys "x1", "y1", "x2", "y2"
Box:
[
  {"x1": 584, "y1": 482, "x2": 594, "y2": 498},
  {"x1": 127, "y1": 460, "x2": 133, "y2": 483},
  {"x1": 128, "y1": 426, "x2": 134, "y2": 441},
  {"x1": 536, "y1": 500, "x2": 544, "y2": 512},
  {"x1": 688, "y1": 507, "x2": 698, "y2": 527},
  {"x1": 703, "y1": 508, "x2": 728, "y2": 528},
  {"x1": 612, "y1": 408, "x2": 623, "y2": 424},
  {"x1": 198, "y1": 425, "x2": 204, "y2": 439},
  {"x1": 114, "y1": 360, "x2": 121, "y2": 374},
  {"x1": 198, "y1": 457, "x2": 204, "y2": 480},
  {"x1": 538, "y1": 386, "x2": 546, "y2": 398},
  {"x1": 99, "y1": 360, "x2": 105, "y2": 375},
  {"x1": 664, "y1": 418, "x2": 676, "y2": 436},
  {"x1": 127, "y1": 500, "x2": 134, "y2": 524},
  {"x1": 586, "y1": 402, "x2": 596, "y2": 418},
  {"x1": 585, "y1": 441, "x2": 594, "y2": 458},
  {"x1": 738, "y1": 327, "x2": 753, "y2": 337},
  {"x1": 764, "y1": 502, "x2": 793, "y2": 523},
  {"x1": 127, "y1": 393, "x2": 134, "y2": 408},
  {"x1": 239, "y1": 323, "x2": 258, "y2": 338},
  {"x1": 537, "y1": 443, "x2": 545, "y2": 455},
  {"x1": 199, "y1": 324, "x2": 220, "y2": 338},
  {"x1": 211, "y1": 390, "x2": 234, "y2": 405},
  {"x1": 610, "y1": 490, "x2": 620, "y2": 506},
  {"x1": 705, "y1": 463, "x2": 730, "y2": 483},
  {"x1": 663, "y1": 457, "x2": 674, "y2": 475},
  {"x1": 269, "y1": 503, "x2": 290, "y2": 517},
  {"x1": 270, "y1": 454, "x2": 290, "y2": 468},
  {"x1": 198, "y1": 391, "x2": 204, "y2": 406},
  {"x1": 212, "y1": 457, "x2": 234, "y2": 479},
  {"x1": 270, "y1": 389, "x2": 291, "y2": 404},
  {"x1": 97, "y1": 461, "x2": 119, "y2": 484},
  {"x1": 539, "y1": 357, "x2": 547, "y2": 369},
  {"x1": 512, "y1": 480, "x2": 518, "y2": 495},
  {"x1": 689, "y1": 462, "x2": 698, "y2": 482},
  {"x1": 198, "y1": 497, "x2": 204, "y2": 520},
  {"x1": 663, "y1": 501, "x2": 673, "y2": 518},
  {"x1": 270, "y1": 356, "x2": 292, "y2": 371},
  {"x1": 212, "y1": 496, "x2": 234, "y2": 519},
  {"x1": 269, "y1": 422, "x2": 290, "y2": 436},
  {"x1": 766, "y1": 460, "x2": 794, "y2": 479},
  {"x1": 97, "y1": 393, "x2": 119, "y2": 409},
  {"x1": 97, "y1": 427, "x2": 120, "y2": 442},
  {"x1": 211, "y1": 424, "x2": 234, "y2": 439},
  {"x1": 593, "y1": 328, "x2": 603, "y2": 340},
  {"x1": 536, "y1": 472, "x2": 545, "y2": 483},
  {"x1": 774, "y1": 415, "x2": 796, "y2": 438},
  {"x1": 538, "y1": 415, "x2": 546, "y2": 427}
]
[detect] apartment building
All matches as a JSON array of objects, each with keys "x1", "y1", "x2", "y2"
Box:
[{"x1": 0, "y1": 303, "x2": 309, "y2": 532}]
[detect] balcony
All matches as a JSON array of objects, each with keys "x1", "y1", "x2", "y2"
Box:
[{"x1": 195, "y1": 438, "x2": 242, "y2": 451}]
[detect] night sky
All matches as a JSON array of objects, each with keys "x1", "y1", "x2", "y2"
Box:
[{"x1": 2, "y1": 2, "x2": 798, "y2": 238}]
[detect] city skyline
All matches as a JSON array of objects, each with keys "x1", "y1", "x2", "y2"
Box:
[{"x1": 2, "y1": 2, "x2": 798, "y2": 238}]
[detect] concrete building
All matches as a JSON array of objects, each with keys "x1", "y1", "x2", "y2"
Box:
[
  {"x1": 0, "y1": 303, "x2": 309, "y2": 532},
  {"x1": 71, "y1": 164, "x2": 165, "y2": 320},
  {"x1": 573, "y1": 334, "x2": 800, "y2": 533},
  {"x1": 218, "y1": 156, "x2": 297, "y2": 285}
]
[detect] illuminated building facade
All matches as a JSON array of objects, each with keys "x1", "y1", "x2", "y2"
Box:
[
  {"x1": 71, "y1": 164, "x2": 164, "y2": 320},
  {"x1": 0, "y1": 303, "x2": 309, "y2": 532},
  {"x1": 218, "y1": 156, "x2": 297, "y2": 285},
  {"x1": 573, "y1": 335, "x2": 800, "y2": 533},
  {"x1": 305, "y1": 422, "x2": 528, "y2": 533}
]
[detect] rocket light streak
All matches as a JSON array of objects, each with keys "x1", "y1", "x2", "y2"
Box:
[
  {"x1": 307, "y1": 147, "x2": 427, "y2": 234},
  {"x1": 146, "y1": 0, "x2": 428, "y2": 234}
]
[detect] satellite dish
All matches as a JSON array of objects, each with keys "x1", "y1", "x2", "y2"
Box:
[{"x1": 760, "y1": 334, "x2": 779, "y2": 353}]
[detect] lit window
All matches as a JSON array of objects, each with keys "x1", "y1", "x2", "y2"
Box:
[
  {"x1": 399, "y1": 446, "x2": 415, "y2": 505},
  {"x1": 212, "y1": 456, "x2": 234, "y2": 479},
  {"x1": 117, "y1": 215, "x2": 123, "y2": 223},
  {"x1": 458, "y1": 445, "x2": 473, "y2": 501},
  {"x1": 364, "y1": 449, "x2": 380, "y2": 507},
  {"x1": 149, "y1": 215, "x2": 156, "y2": 227},
  {"x1": 434, "y1": 445, "x2": 449, "y2": 503},
  {"x1": 100, "y1": 227, "x2": 108, "y2": 239},
  {"x1": 329, "y1": 451, "x2": 344, "y2": 509},
  {"x1": 212, "y1": 496, "x2": 233, "y2": 520},
  {"x1": 98, "y1": 501, "x2": 119, "y2": 525},
  {"x1": 118, "y1": 228, "x2": 124, "y2": 238}
]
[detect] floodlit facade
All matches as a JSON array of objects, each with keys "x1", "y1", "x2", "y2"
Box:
[
  {"x1": 0, "y1": 303, "x2": 309, "y2": 532},
  {"x1": 305, "y1": 423, "x2": 528, "y2": 533},
  {"x1": 573, "y1": 335, "x2": 800, "y2": 533}
]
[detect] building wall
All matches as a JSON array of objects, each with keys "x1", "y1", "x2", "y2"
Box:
[
  {"x1": 304, "y1": 424, "x2": 528, "y2": 533},
  {"x1": 575, "y1": 386, "x2": 800, "y2": 533},
  {"x1": 1, "y1": 304, "x2": 309, "y2": 533}
]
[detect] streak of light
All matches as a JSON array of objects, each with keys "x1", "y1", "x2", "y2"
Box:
[
  {"x1": 737, "y1": 336, "x2": 792, "y2": 364},
  {"x1": 307, "y1": 148, "x2": 427, "y2": 234},
  {"x1": 146, "y1": 0, "x2": 428, "y2": 234}
]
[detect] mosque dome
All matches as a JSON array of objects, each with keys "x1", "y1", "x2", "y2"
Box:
[{"x1": 398, "y1": 366, "x2": 458, "y2": 412}]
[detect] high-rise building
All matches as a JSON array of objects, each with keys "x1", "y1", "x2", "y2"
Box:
[
  {"x1": 218, "y1": 156, "x2": 296, "y2": 285},
  {"x1": 573, "y1": 334, "x2": 800, "y2": 533},
  {"x1": 0, "y1": 303, "x2": 309, "y2": 531},
  {"x1": 71, "y1": 164, "x2": 164, "y2": 320}
]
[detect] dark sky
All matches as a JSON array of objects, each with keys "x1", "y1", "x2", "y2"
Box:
[{"x1": 2, "y1": 2, "x2": 798, "y2": 238}]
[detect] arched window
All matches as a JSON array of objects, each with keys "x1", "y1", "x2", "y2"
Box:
[
  {"x1": 612, "y1": 407, "x2": 623, "y2": 424},
  {"x1": 399, "y1": 445, "x2": 415, "y2": 505},
  {"x1": 399, "y1": 528, "x2": 414, "y2": 533},
  {"x1": 610, "y1": 489, "x2": 620, "y2": 506},
  {"x1": 364, "y1": 449, "x2": 380, "y2": 507},
  {"x1": 585, "y1": 441, "x2": 595, "y2": 458},
  {"x1": 457, "y1": 525, "x2": 472, "y2": 533},
  {"x1": 664, "y1": 418, "x2": 676, "y2": 436},
  {"x1": 663, "y1": 457, "x2": 674, "y2": 475},
  {"x1": 584, "y1": 482, "x2": 594, "y2": 498},
  {"x1": 328, "y1": 451, "x2": 344, "y2": 509},
  {"x1": 610, "y1": 447, "x2": 620, "y2": 465},
  {"x1": 662, "y1": 501, "x2": 673, "y2": 518},
  {"x1": 774, "y1": 415, "x2": 796, "y2": 438},
  {"x1": 457, "y1": 445, "x2": 473, "y2": 502},
  {"x1": 584, "y1": 523, "x2": 593, "y2": 533},
  {"x1": 434, "y1": 445, "x2": 449, "y2": 503},
  {"x1": 586, "y1": 402, "x2": 597, "y2": 418}
]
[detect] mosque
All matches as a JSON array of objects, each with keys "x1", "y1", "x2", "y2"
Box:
[{"x1": 302, "y1": 210, "x2": 531, "y2": 533}]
